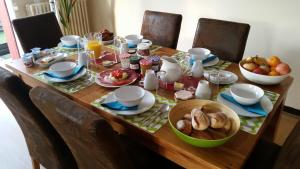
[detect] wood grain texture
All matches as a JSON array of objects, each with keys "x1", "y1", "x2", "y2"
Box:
[{"x1": 3, "y1": 46, "x2": 294, "y2": 169}]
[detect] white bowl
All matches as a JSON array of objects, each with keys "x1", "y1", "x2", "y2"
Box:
[
  {"x1": 60, "y1": 35, "x2": 81, "y2": 47},
  {"x1": 188, "y1": 48, "x2": 211, "y2": 60},
  {"x1": 49, "y1": 62, "x2": 76, "y2": 77},
  {"x1": 230, "y1": 83, "x2": 264, "y2": 105},
  {"x1": 125, "y1": 34, "x2": 143, "y2": 47},
  {"x1": 114, "y1": 86, "x2": 145, "y2": 107},
  {"x1": 239, "y1": 62, "x2": 289, "y2": 85}
]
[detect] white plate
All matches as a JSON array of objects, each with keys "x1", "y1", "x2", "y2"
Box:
[
  {"x1": 203, "y1": 55, "x2": 219, "y2": 67},
  {"x1": 217, "y1": 90, "x2": 273, "y2": 117},
  {"x1": 44, "y1": 68, "x2": 87, "y2": 83},
  {"x1": 141, "y1": 39, "x2": 152, "y2": 46},
  {"x1": 35, "y1": 53, "x2": 68, "y2": 68},
  {"x1": 57, "y1": 42, "x2": 83, "y2": 50},
  {"x1": 204, "y1": 70, "x2": 238, "y2": 85},
  {"x1": 102, "y1": 90, "x2": 155, "y2": 115}
]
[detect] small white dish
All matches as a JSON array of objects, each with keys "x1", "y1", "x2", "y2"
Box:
[
  {"x1": 58, "y1": 42, "x2": 83, "y2": 49},
  {"x1": 60, "y1": 35, "x2": 81, "y2": 46},
  {"x1": 217, "y1": 89, "x2": 273, "y2": 117},
  {"x1": 141, "y1": 39, "x2": 152, "y2": 46},
  {"x1": 44, "y1": 68, "x2": 86, "y2": 83},
  {"x1": 125, "y1": 34, "x2": 143, "y2": 47},
  {"x1": 230, "y1": 83, "x2": 264, "y2": 105},
  {"x1": 35, "y1": 53, "x2": 68, "y2": 68},
  {"x1": 204, "y1": 70, "x2": 238, "y2": 85},
  {"x1": 188, "y1": 48, "x2": 211, "y2": 61},
  {"x1": 49, "y1": 62, "x2": 76, "y2": 78},
  {"x1": 114, "y1": 86, "x2": 145, "y2": 107},
  {"x1": 102, "y1": 90, "x2": 155, "y2": 115}
]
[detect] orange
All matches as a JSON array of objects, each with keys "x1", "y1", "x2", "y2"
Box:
[
  {"x1": 267, "y1": 56, "x2": 281, "y2": 67},
  {"x1": 268, "y1": 71, "x2": 280, "y2": 76},
  {"x1": 270, "y1": 66, "x2": 276, "y2": 71}
]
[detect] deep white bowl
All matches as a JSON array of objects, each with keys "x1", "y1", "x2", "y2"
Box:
[
  {"x1": 60, "y1": 35, "x2": 81, "y2": 46},
  {"x1": 230, "y1": 83, "x2": 264, "y2": 105},
  {"x1": 114, "y1": 86, "x2": 145, "y2": 107},
  {"x1": 49, "y1": 62, "x2": 76, "y2": 77},
  {"x1": 125, "y1": 34, "x2": 143, "y2": 47},
  {"x1": 239, "y1": 62, "x2": 289, "y2": 85},
  {"x1": 188, "y1": 48, "x2": 211, "y2": 60}
]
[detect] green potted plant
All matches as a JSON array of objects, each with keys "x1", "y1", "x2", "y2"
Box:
[{"x1": 58, "y1": 0, "x2": 77, "y2": 34}]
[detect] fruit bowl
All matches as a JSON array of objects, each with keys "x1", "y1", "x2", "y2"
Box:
[
  {"x1": 239, "y1": 62, "x2": 289, "y2": 85},
  {"x1": 168, "y1": 100, "x2": 240, "y2": 148}
]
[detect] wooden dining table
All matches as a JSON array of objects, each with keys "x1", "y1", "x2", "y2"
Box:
[{"x1": 3, "y1": 46, "x2": 293, "y2": 169}]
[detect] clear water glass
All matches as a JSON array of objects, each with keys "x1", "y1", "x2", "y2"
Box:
[
  {"x1": 156, "y1": 70, "x2": 167, "y2": 95},
  {"x1": 207, "y1": 70, "x2": 220, "y2": 97}
]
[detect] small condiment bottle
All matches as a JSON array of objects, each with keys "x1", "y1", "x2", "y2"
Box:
[
  {"x1": 129, "y1": 56, "x2": 141, "y2": 73},
  {"x1": 139, "y1": 59, "x2": 152, "y2": 76},
  {"x1": 137, "y1": 43, "x2": 150, "y2": 59},
  {"x1": 119, "y1": 53, "x2": 131, "y2": 69},
  {"x1": 22, "y1": 53, "x2": 34, "y2": 68},
  {"x1": 148, "y1": 55, "x2": 160, "y2": 72}
]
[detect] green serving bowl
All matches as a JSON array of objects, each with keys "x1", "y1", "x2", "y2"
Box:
[{"x1": 168, "y1": 99, "x2": 240, "y2": 148}]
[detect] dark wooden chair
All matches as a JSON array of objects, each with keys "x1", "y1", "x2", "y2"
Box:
[
  {"x1": 0, "y1": 67, "x2": 77, "y2": 169},
  {"x1": 141, "y1": 10, "x2": 182, "y2": 49},
  {"x1": 192, "y1": 18, "x2": 250, "y2": 63},
  {"x1": 30, "y1": 86, "x2": 181, "y2": 169},
  {"x1": 12, "y1": 12, "x2": 63, "y2": 53},
  {"x1": 244, "y1": 120, "x2": 300, "y2": 169}
]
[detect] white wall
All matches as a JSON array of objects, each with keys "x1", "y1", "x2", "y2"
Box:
[{"x1": 112, "y1": 0, "x2": 300, "y2": 109}]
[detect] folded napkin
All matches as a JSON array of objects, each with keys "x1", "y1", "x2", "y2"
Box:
[
  {"x1": 101, "y1": 101, "x2": 138, "y2": 111},
  {"x1": 220, "y1": 93, "x2": 267, "y2": 116},
  {"x1": 189, "y1": 54, "x2": 218, "y2": 66},
  {"x1": 44, "y1": 66, "x2": 84, "y2": 80}
]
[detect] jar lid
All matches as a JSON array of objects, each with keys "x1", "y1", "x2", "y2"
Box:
[
  {"x1": 148, "y1": 55, "x2": 160, "y2": 62},
  {"x1": 139, "y1": 59, "x2": 152, "y2": 66},
  {"x1": 130, "y1": 56, "x2": 141, "y2": 63},
  {"x1": 119, "y1": 53, "x2": 131, "y2": 59},
  {"x1": 137, "y1": 43, "x2": 150, "y2": 50},
  {"x1": 128, "y1": 49, "x2": 136, "y2": 54}
]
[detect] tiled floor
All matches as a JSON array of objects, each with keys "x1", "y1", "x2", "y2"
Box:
[{"x1": 0, "y1": 98, "x2": 298, "y2": 169}]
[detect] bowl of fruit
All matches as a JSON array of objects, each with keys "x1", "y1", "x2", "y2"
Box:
[{"x1": 239, "y1": 56, "x2": 291, "y2": 85}]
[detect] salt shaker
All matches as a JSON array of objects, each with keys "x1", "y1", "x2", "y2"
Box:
[{"x1": 195, "y1": 80, "x2": 211, "y2": 100}]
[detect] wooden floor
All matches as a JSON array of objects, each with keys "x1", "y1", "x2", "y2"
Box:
[{"x1": 0, "y1": 98, "x2": 298, "y2": 169}]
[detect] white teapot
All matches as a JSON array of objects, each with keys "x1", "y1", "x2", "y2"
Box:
[{"x1": 160, "y1": 56, "x2": 182, "y2": 83}]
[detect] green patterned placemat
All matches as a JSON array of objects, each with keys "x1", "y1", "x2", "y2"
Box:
[
  {"x1": 33, "y1": 70, "x2": 96, "y2": 94},
  {"x1": 172, "y1": 51, "x2": 232, "y2": 71},
  {"x1": 91, "y1": 93, "x2": 176, "y2": 133},
  {"x1": 214, "y1": 86, "x2": 280, "y2": 135}
]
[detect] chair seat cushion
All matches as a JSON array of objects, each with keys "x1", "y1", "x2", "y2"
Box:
[{"x1": 244, "y1": 139, "x2": 281, "y2": 169}]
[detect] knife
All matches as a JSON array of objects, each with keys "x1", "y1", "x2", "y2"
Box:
[{"x1": 220, "y1": 93, "x2": 267, "y2": 116}]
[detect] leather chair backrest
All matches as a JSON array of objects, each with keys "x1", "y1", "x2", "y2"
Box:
[
  {"x1": 0, "y1": 67, "x2": 77, "y2": 169},
  {"x1": 12, "y1": 12, "x2": 63, "y2": 52},
  {"x1": 193, "y1": 18, "x2": 250, "y2": 63},
  {"x1": 274, "y1": 120, "x2": 300, "y2": 169},
  {"x1": 29, "y1": 87, "x2": 133, "y2": 169},
  {"x1": 141, "y1": 10, "x2": 182, "y2": 49}
]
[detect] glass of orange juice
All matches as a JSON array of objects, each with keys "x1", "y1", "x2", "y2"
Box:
[{"x1": 83, "y1": 32, "x2": 103, "y2": 60}]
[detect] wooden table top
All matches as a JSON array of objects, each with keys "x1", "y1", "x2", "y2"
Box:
[{"x1": 4, "y1": 46, "x2": 293, "y2": 169}]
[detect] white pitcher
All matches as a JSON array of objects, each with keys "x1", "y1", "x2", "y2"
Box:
[
  {"x1": 140, "y1": 69, "x2": 158, "y2": 90},
  {"x1": 191, "y1": 60, "x2": 203, "y2": 78},
  {"x1": 160, "y1": 56, "x2": 182, "y2": 83},
  {"x1": 195, "y1": 80, "x2": 212, "y2": 100}
]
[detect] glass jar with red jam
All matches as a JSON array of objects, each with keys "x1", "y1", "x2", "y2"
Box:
[
  {"x1": 139, "y1": 59, "x2": 152, "y2": 76},
  {"x1": 137, "y1": 43, "x2": 150, "y2": 59}
]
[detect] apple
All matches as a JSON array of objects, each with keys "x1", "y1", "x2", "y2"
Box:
[
  {"x1": 253, "y1": 67, "x2": 267, "y2": 75},
  {"x1": 259, "y1": 65, "x2": 270, "y2": 73},
  {"x1": 243, "y1": 63, "x2": 258, "y2": 71},
  {"x1": 275, "y1": 63, "x2": 291, "y2": 75}
]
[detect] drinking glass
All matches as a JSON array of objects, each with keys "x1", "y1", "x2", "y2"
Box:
[
  {"x1": 79, "y1": 50, "x2": 94, "y2": 82},
  {"x1": 207, "y1": 70, "x2": 220, "y2": 97},
  {"x1": 83, "y1": 32, "x2": 102, "y2": 59},
  {"x1": 156, "y1": 70, "x2": 167, "y2": 95}
]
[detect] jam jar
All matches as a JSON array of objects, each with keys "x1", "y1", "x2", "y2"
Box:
[
  {"x1": 139, "y1": 59, "x2": 152, "y2": 76},
  {"x1": 137, "y1": 43, "x2": 150, "y2": 59},
  {"x1": 148, "y1": 55, "x2": 160, "y2": 72},
  {"x1": 129, "y1": 56, "x2": 141, "y2": 73},
  {"x1": 119, "y1": 53, "x2": 131, "y2": 69}
]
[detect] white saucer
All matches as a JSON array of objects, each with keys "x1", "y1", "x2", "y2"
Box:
[
  {"x1": 102, "y1": 90, "x2": 155, "y2": 115},
  {"x1": 141, "y1": 39, "x2": 152, "y2": 46},
  {"x1": 44, "y1": 68, "x2": 87, "y2": 83},
  {"x1": 204, "y1": 70, "x2": 238, "y2": 85},
  {"x1": 203, "y1": 56, "x2": 219, "y2": 67},
  {"x1": 217, "y1": 90, "x2": 273, "y2": 117},
  {"x1": 57, "y1": 42, "x2": 83, "y2": 50}
]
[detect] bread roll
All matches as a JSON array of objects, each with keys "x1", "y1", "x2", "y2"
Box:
[
  {"x1": 191, "y1": 108, "x2": 210, "y2": 131},
  {"x1": 207, "y1": 112, "x2": 228, "y2": 129},
  {"x1": 176, "y1": 119, "x2": 192, "y2": 135}
]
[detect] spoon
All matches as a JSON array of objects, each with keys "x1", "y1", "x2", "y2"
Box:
[{"x1": 144, "y1": 104, "x2": 170, "y2": 127}]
